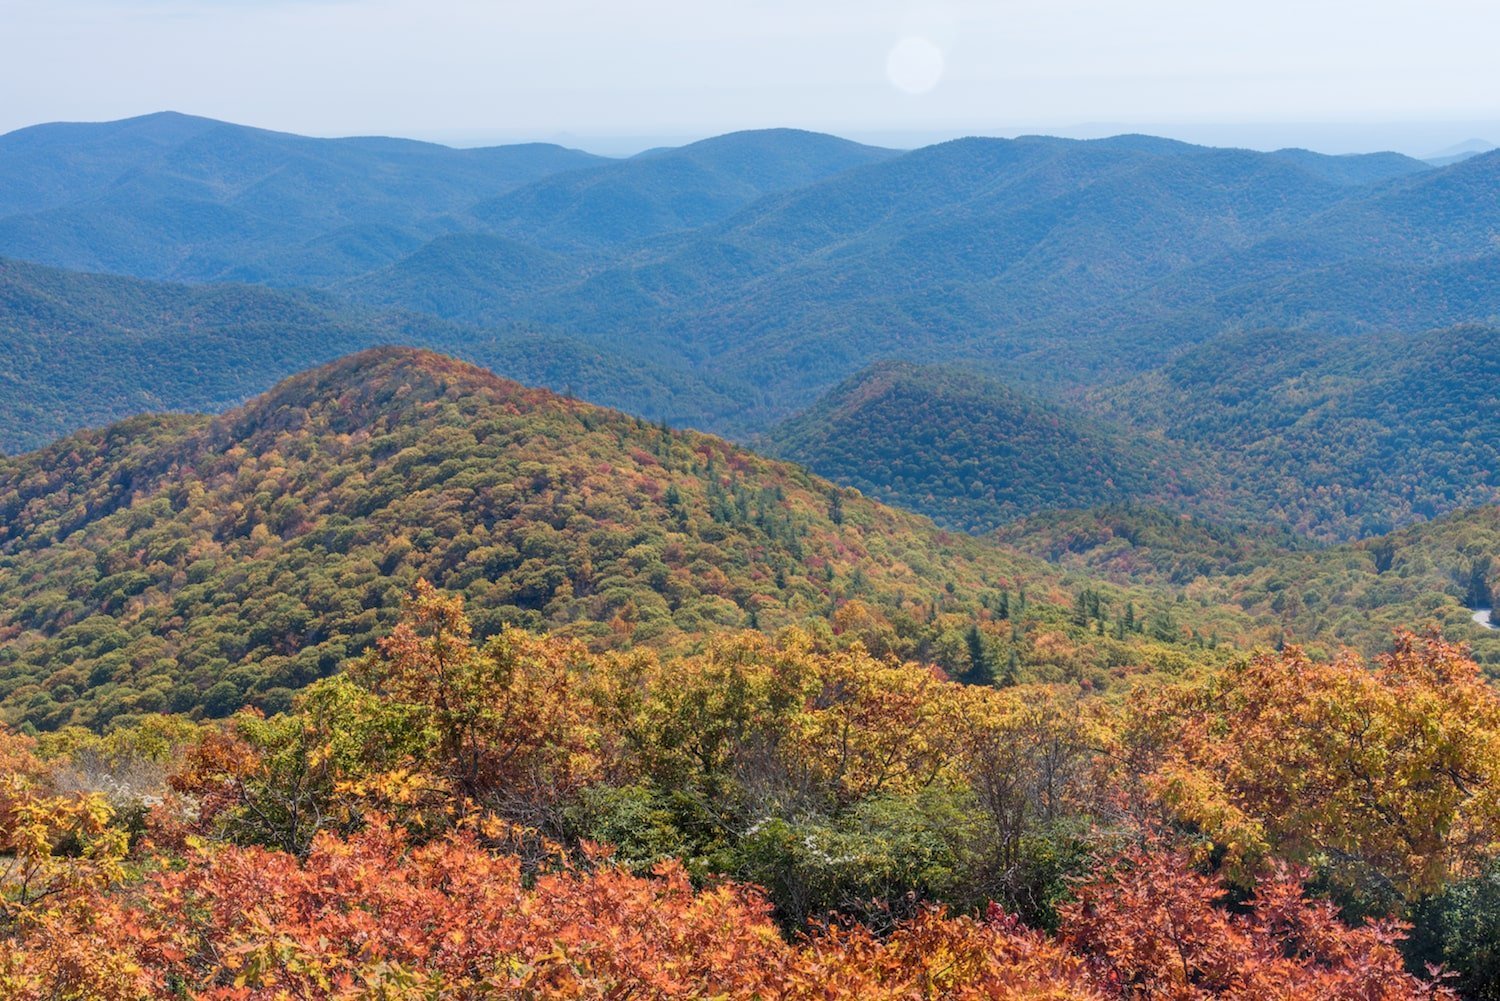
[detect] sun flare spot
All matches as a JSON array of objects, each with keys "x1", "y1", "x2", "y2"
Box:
[{"x1": 885, "y1": 36, "x2": 945, "y2": 95}]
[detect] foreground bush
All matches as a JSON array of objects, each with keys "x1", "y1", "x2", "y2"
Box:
[{"x1": 1, "y1": 817, "x2": 1450, "y2": 1000}]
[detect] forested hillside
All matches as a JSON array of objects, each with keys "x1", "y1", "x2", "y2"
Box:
[
  {"x1": 994, "y1": 505, "x2": 1310, "y2": 585},
  {"x1": 3, "y1": 353, "x2": 1494, "y2": 997},
  {"x1": 766, "y1": 325, "x2": 1500, "y2": 544},
  {"x1": 996, "y1": 502, "x2": 1500, "y2": 670},
  {"x1": 1092, "y1": 324, "x2": 1500, "y2": 539},
  {"x1": 9, "y1": 605, "x2": 1488, "y2": 996},
  {"x1": 0, "y1": 349, "x2": 1239, "y2": 731},
  {"x1": 4, "y1": 116, "x2": 1500, "y2": 539},
  {"x1": 467, "y1": 128, "x2": 899, "y2": 251},
  {"x1": 358, "y1": 134, "x2": 1442, "y2": 424},
  {"x1": 6, "y1": 112, "x2": 1500, "y2": 999},
  {"x1": 0, "y1": 257, "x2": 455, "y2": 451},
  {"x1": 767, "y1": 361, "x2": 1176, "y2": 532},
  {"x1": 4, "y1": 116, "x2": 1478, "y2": 436},
  {"x1": 0, "y1": 257, "x2": 737, "y2": 452}
]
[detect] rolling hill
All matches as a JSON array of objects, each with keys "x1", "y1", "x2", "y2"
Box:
[
  {"x1": 0, "y1": 348, "x2": 1244, "y2": 730},
  {"x1": 765, "y1": 361, "x2": 1181, "y2": 532}
]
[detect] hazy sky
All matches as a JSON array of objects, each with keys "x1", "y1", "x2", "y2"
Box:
[{"x1": 3, "y1": 0, "x2": 1498, "y2": 154}]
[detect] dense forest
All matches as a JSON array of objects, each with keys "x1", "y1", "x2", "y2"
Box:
[
  {"x1": 0, "y1": 257, "x2": 747, "y2": 453},
  {"x1": 1093, "y1": 324, "x2": 1500, "y2": 540},
  {"x1": 766, "y1": 361, "x2": 1177, "y2": 533},
  {"x1": 2, "y1": 117, "x2": 1499, "y2": 544},
  {"x1": 0, "y1": 349, "x2": 1245, "y2": 731},
  {"x1": 5, "y1": 575, "x2": 1495, "y2": 996},
  {"x1": 4, "y1": 110, "x2": 1500, "y2": 997},
  {"x1": 995, "y1": 503, "x2": 1500, "y2": 669},
  {"x1": 767, "y1": 324, "x2": 1500, "y2": 543}
]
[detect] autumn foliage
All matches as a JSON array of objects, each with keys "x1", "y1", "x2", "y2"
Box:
[
  {"x1": 1063, "y1": 842, "x2": 1449, "y2": 999},
  {"x1": 3, "y1": 815, "x2": 1454, "y2": 1000},
  {"x1": 1125, "y1": 632, "x2": 1500, "y2": 901},
  {"x1": 0, "y1": 585, "x2": 1482, "y2": 998}
]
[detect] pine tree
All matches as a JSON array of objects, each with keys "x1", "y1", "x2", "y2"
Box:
[
  {"x1": 1000, "y1": 648, "x2": 1020, "y2": 687},
  {"x1": 962, "y1": 624, "x2": 992, "y2": 686},
  {"x1": 1466, "y1": 559, "x2": 1492, "y2": 610}
]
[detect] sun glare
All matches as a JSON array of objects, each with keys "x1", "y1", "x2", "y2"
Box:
[{"x1": 885, "y1": 35, "x2": 945, "y2": 95}]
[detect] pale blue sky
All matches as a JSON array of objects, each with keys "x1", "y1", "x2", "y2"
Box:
[{"x1": 3, "y1": 0, "x2": 1497, "y2": 154}]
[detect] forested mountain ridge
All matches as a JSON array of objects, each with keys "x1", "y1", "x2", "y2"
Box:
[
  {"x1": 766, "y1": 361, "x2": 1180, "y2": 532},
  {"x1": 1091, "y1": 323, "x2": 1500, "y2": 539},
  {"x1": 0, "y1": 111, "x2": 607, "y2": 283},
  {"x1": 0, "y1": 347, "x2": 1241, "y2": 731},
  {"x1": 467, "y1": 128, "x2": 900, "y2": 251},
  {"x1": 366, "y1": 133, "x2": 1443, "y2": 424},
  {"x1": 3, "y1": 115, "x2": 1498, "y2": 545},
  {"x1": 0, "y1": 256, "x2": 461, "y2": 452},
  {"x1": 0, "y1": 256, "x2": 738, "y2": 453},
  {"x1": 766, "y1": 328, "x2": 1500, "y2": 545},
  {"x1": 0, "y1": 115, "x2": 1464, "y2": 429}
]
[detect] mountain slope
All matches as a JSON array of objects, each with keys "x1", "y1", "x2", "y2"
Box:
[
  {"x1": 762, "y1": 320, "x2": 1500, "y2": 549},
  {"x1": 999, "y1": 501, "x2": 1500, "y2": 670},
  {"x1": 993, "y1": 505, "x2": 1311, "y2": 586},
  {"x1": 0, "y1": 257, "x2": 747, "y2": 453},
  {"x1": 402, "y1": 134, "x2": 1442, "y2": 425},
  {"x1": 468, "y1": 128, "x2": 899, "y2": 251},
  {"x1": 1214, "y1": 503, "x2": 1500, "y2": 666},
  {"x1": 0, "y1": 256, "x2": 456, "y2": 451},
  {"x1": 0, "y1": 348, "x2": 1242, "y2": 730},
  {"x1": 0, "y1": 112, "x2": 606, "y2": 283},
  {"x1": 1092, "y1": 324, "x2": 1500, "y2": 539},
  {"x1": 4, "y1": 117, "x2": 1479, "y2": 438},
  {"x1": 766, "y1": 361, "x2": 1180, "y2": 532},
  {"x1": 999, "y1": 152, "x2": 1500, "y2": 378}
]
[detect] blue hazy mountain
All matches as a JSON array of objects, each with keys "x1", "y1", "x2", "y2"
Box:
[
  {"x1": 0, "y1": 112, "x2": 607, "y2": 283},
  {"x1": 0, "y1": 256, "x2": 733, "y2": 453}
]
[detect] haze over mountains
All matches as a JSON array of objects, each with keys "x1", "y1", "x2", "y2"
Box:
[
  {"x1": 9, "y1": 102, "x2": 1500, "y2": 998},
  {"x1": 2, "y1": 111, "x2": 1498, "y2": 546}
]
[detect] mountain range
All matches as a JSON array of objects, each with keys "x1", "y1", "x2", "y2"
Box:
[
  {"x1": 6, "y1": 109, "x2": 1500, "y2": 997},
  {"x1": 1, "y1": 112, "x2": 1498, "y2": 545}
]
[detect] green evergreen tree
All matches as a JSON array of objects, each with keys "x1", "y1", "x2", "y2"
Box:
[
  {"x1": 1000, "y1": 648, "x2": 1020, "y2": 687},
  {"x1": 962, "y1": 624, "x2": 992, "y2": 686}
]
